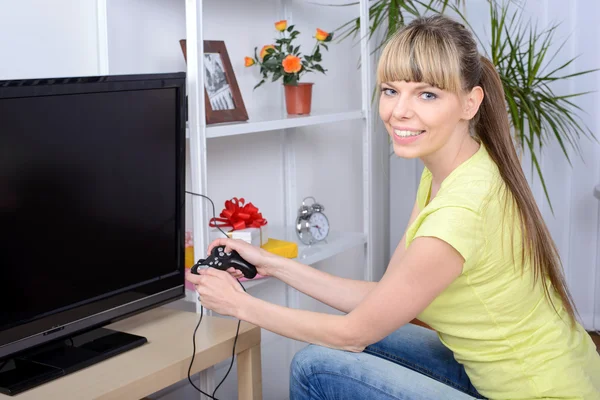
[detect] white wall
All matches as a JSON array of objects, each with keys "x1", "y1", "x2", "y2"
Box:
[
  {"x1": 388, "y1": 0, "x2": 600, "y2": 330},
  {"x1": 0, "y1": 0, "x2": 101, "y2": 79}
]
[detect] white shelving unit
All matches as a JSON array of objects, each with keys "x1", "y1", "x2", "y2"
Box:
[
  {"x1": 183, "y1": 0, "x2": 375, "y2": 395},
  {"x1": 186, "y1": 109, "x2": 365, "y2": 138},
  {"x1": 241, "y1": 226, "x2": 367, "y2": 290}
]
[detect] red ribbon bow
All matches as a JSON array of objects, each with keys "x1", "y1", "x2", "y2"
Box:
[{"x1": 209, "y1": 197, "x2": 268, "y2": 231}]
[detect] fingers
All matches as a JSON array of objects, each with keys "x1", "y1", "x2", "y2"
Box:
[
  {"x1": 201, "y1": 267, "x2": 224, "y2": 277},
  {"x1": 189, "y1": 266, "x2": 238, "y2": 283},
  {"x1": 226, "y1": 267, "x2": 244, "y2": 278},
  {"x1": 207, "y1": 237, "x2": 250, "y2": 256},
  {"x1": 207, "y1": 238, "x2": 228, "y2": 255},
  {"x1": 185, "y1": 269, "x2": 203, "y2": 284},
  {"x1": 207, "y1": 237, "x2": 237, "y2": 256}
]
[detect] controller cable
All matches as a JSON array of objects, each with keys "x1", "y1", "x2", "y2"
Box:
[{"x1": 185, "y1": 190, "x2": 247, "y2": 400}]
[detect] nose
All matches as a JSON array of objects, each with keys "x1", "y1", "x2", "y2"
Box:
[{"x1": 391, "y1": 95, "x2": 413, "y2": 120}]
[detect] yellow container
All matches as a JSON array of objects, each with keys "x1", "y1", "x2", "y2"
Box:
[
  {"x1": 261, "y1": 238, "x2": 298, "y2": 259},
  {"x1": 185, "y1": 246, "x2": 195, "y2": 269}
]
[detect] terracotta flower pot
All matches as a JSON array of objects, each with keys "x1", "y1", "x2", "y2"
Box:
[{"x1": 284, "y1": 83, "x2": 313, "y2": 115}]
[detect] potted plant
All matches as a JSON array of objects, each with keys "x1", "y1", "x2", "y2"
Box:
[
  {"x1": 327, "y1": 0, "x2": 598, "y2": 210},
  {"x1": 245, "y1": 20, "x2": 333, "y2": 115}
]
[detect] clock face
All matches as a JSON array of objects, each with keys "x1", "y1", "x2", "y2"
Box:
[{"x1": 308, "y1": 212, "x2": 329, "y2": 241}]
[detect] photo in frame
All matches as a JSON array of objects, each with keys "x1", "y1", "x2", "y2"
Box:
[{"x1": 179, "y1": 39, "x2": 248, "y2": 125}]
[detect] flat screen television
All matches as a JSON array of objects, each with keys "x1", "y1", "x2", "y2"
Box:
[{"x1": 0, "y1": 72, "x2": 187, "y2": 395}]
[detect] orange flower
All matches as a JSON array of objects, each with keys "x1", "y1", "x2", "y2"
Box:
[
  {"x1": 315, "y1": 28, "x2": 329, "y2": 41},
  {"x1": 282, "y1": 55, "x2": 302, "y2": 73},
  {"x1": 244, "y1": 57, "x2": 255, "y2": 67},
  {"x1": 260, "y1": 45, "x2": 275, "y2": 59},
  {"x1": 275, "y1": 20, "x2": 287, "y2": 32}
]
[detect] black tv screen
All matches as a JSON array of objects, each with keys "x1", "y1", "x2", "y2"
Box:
[{"x1": 0, "y1": 73, "x2": 186, "y2": 360}]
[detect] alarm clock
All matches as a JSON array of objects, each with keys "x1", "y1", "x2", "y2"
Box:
[{"x1": 295, "y1": 196, "x2": 330, "y2": 245}]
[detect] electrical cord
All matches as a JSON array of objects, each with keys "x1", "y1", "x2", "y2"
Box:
[{"x1": 185, "y1": 190, "x2": 247, "y2": 399}]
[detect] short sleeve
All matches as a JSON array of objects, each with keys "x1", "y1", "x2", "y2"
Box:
[
  {"x1": 412, "y1": 206, "x2": 484, "y2": 269},
  {"x1": 416, "y1": 168, "x2": 432, "y2": 210}
]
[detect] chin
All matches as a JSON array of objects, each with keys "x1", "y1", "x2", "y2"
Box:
[{"x1": 391, "y1": 143, "x2": 425, "y2": 159}]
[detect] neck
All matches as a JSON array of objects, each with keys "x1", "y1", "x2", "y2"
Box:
[{"x1": 422, "y1": 134, "x2": 480, "y2": 187}]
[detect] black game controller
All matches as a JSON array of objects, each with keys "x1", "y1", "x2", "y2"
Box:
[{"x1": 191, "y1": 245, "x2": 258, "y2": 279}]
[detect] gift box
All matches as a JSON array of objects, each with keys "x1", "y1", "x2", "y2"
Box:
[
  {"x1": 209, "y1": 225, "x2": 268, "y2": 247},
  {"x1": 208, "y1": 197, "x2": 268, "y2": 247},
  {"x1": 231, "y1": 225, "x2": 268, "y2": 246}
]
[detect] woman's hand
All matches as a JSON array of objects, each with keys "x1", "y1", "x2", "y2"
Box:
[
  {"x1": 207, "y1": 237, "x2": 280, "y2": 279},
  {"x1": 185, "y1": 267, "x2": 249, "y2": 317}
]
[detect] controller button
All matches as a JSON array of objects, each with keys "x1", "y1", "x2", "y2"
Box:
[{"x1": 219, "y1": 252, "x2": 224, "y2": 257}]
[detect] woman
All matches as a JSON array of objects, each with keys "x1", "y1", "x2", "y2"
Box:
[{"x1": 186, "y1": 15, "x2": 600, "y2": 399}]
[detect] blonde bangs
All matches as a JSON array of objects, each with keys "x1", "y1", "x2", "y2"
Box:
[{"x1": 376, "y1": 26, "x2": 463, "y2": 93}]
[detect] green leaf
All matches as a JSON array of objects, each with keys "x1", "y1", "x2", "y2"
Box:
[
  {"x1": 287, "y1": 25, "x2": 294, "y2": 32},
  {"x1": 253, "y1": 79, "x2": 265, "y2": 90},
  {"x1": 263, "y1": 57, "x2": 279, "y2": 67},
  {"x1": 524, "y1": 135, "x2": 554, "y2": 214},
  {"x1": 313, "y1": 64, "x2": 326, "y2": 74},
  {"x1": 283, "y1": 74, "x2": 298, "y2": 86},
  {"x1": 271, "y1": 71, "x2": 282, "y2": 82}
]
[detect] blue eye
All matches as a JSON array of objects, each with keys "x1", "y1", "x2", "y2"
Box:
[
  {"x1": 420, "y1": 92, "x2": 437, "y2": 100},
  {"x1": 381, "y1": 87, "x2": 396, "y2": 96}
]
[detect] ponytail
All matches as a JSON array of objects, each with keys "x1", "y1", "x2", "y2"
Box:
[{"x1": 475, "y1": 56, "x2": 578, "y2": 324}]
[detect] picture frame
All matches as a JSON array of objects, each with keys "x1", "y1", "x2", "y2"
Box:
[{"x1": 179, "y1": 39, "x2": 249, "y2": 125}]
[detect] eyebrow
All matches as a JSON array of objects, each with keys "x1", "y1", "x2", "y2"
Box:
[{"x1": 381, "y1": 82, "x2": 437, "y2": 91}]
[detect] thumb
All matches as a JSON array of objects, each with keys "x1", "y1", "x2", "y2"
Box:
[
  {"x1": 203, "y1": 267, "x2": 223, "y2": 277},
  {"x1": 222, "y1": 238, "x2": 241, "y2": 255}
]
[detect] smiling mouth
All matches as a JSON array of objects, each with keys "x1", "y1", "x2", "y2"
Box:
[{"x1": 393, "y1": 129, "x2": 425, "y2": 138}]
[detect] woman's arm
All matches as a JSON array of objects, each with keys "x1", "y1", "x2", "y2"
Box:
[
  {"x1": 268, "y1": 199, "x2": 422, "y2": 314},
  {"x1": 268, "y1": 259, "x2": 374, "y2": 314},
  {"x1": 233, "y1": 234, "x2": 463, "y2": 352}
]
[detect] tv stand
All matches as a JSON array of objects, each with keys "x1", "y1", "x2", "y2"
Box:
[
  {"x1": 0, "y1": 328, "x2": 147, "y2": 396},
  {"x1": 0, "y1": 307, "x2": 262, "y2": 400}
]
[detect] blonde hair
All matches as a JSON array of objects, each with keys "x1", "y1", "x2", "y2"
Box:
[{"x1": 378, "y1": 15, "x2": 577, "y2": 324}]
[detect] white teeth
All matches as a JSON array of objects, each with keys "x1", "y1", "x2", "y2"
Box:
[{"x1": 394, "y1": 129, "x2": 424, "y2": 137}]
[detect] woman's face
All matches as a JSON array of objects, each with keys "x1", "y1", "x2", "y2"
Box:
[{"x1": 379, "y1": 80, "x2": 473, "y2": 159}]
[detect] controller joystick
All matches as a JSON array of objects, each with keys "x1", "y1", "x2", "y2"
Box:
[{"x1": 191, "y1": 246, "x2": 258, "y2": 279}]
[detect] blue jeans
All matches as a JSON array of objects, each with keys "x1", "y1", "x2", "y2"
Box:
[{"x1": 290, "y1": 323, "x2": 486, "y2": 400}]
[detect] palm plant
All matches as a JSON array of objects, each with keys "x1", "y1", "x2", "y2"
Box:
[
  {"x1": 325, "y1": 0, "x2": 598, "y2": 211},
  {"x1": 334, "y1": 0, "x2": 463, "y2": 56}
]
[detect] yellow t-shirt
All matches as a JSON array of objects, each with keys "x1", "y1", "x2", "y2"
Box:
[{"x1": 406, "y1": 144, "x2": 600, "y2": 399}]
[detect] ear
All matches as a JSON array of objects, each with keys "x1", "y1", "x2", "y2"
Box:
[{"x1": 462, "y1": 86, "x2": 484, "y2": 120}]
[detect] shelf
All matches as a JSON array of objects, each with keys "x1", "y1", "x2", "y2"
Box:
[
  {"x1": 267, "y1": 226, "x2": 367, "y2": 266},
  {"x1": 239, "y1": 226, "x2": 367, "y2": 290},
  {"x1": 186, "y1": 109, "x2": 364, "y2": 139},
  {"x1": 184, "y1": 226, "x2": 367, "y2": 293}
]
